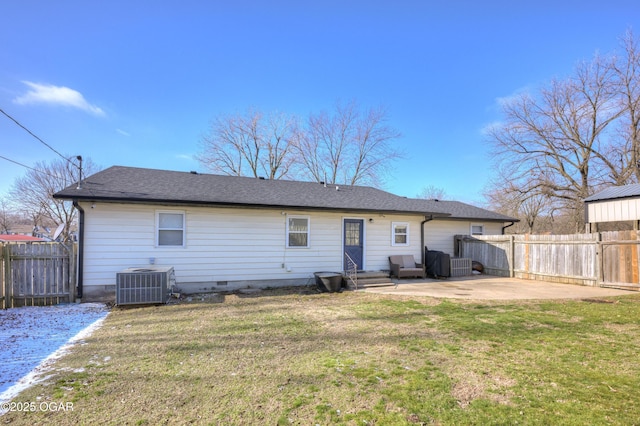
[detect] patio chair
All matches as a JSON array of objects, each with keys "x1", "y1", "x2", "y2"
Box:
[{"x1": 389, "y1": 255, "x2": 426, "y2": 279}]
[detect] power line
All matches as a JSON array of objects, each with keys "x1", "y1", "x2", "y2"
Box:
[
  {"x1": 0, "y1": 154, "x2": 62, "y2": 180},
  {"x1": 0, "y1": 154, "x2": 35, "y2": 170},
  {"x1": 0, "y1": 107, "x2": 79, "y2": 167}
]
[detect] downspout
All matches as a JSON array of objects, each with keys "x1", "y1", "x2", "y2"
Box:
[
  {"x1": 73, "y1": 200, "x2": 84, "y2": 299},
  {"x1": 421, "y1": 215, "x2": 434, "y2": 266},
  {"x1": 501, "y1": 221, "x2": 515, "y2": 235}
]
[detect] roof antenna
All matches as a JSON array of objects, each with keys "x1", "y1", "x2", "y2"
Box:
[{"x1": 76, "y1": 155, "x2": 83, "y2": 189}]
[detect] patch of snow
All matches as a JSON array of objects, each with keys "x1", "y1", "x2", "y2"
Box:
[{"x1": 0, "y1": 303, "x2": 109, "y2": 408}]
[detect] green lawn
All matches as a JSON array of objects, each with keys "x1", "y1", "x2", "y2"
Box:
[{"x1": 3, "y1": 288, "x2": 640, "y2": 425}]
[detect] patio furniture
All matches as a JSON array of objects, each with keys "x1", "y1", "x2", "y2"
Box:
[
  {"x1": 389, "y1": 255, "x2": 426, "y2": 279},
  {"x1": 425, "y1": 248, "x2": 450, "y2": 278}
]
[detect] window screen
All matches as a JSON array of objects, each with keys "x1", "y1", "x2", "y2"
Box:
[
  {"x1": 158, "y1": 212, "x2": 185, "y2": 246},
  {"x1": 287, "y1": 217, "x2": 309, "y2": 247},
  {"x1": 392, "y1": 222, "x2": 409, "y2": 246}
]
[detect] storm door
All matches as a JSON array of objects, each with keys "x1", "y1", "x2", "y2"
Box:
[{"x1": 343, "y1": 219, "x2": 364, "y2": 271}]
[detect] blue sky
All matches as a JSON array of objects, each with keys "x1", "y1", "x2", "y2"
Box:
[{"x1": 0, "y1": 1, "x2": 637, "y2": 205}]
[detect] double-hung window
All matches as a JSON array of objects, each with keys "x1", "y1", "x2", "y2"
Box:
[
  {"x1": 287, "y1": 216, "x2": 310, "y2": 248},
  {"x1": 470, "y1": 224, "x2": 484, "y2": 236},
  {"x1": 392, "y1": 222, "x2": 409, "y2": 246},
  {"x1": 157, "y1": 211, "x2": 185, "y2": 247}
]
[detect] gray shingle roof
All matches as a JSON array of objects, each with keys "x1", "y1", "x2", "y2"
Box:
[
  {"x1": 412, "y1": 199, "x2": 518, "y2": 221},
  {"x1": 54, "y1": 166, "x2": 517, "y2": 222},
  {"x1": 584, "y1": 184, "x2": 640, "y2": 202}
]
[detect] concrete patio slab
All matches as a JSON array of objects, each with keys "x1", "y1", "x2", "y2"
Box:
[{"x1": 361, "y1": 275, "x2": 635, "y2": 300}]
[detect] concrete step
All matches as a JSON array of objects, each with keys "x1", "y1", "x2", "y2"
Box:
[
  {"x1": 343, "y1": 271, "x2": 394, "y2": 289},
  {"x1": 350, "y1": 271, "x2": 390, "y2": 279},
  {"x1": 358, "y1": 281, "x2": 396, "y2": 288},
  {"x1": 357, "y1": 277, "x2": 394, "y2": 285}
]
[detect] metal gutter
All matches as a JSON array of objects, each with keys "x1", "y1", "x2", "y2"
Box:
[
  {"x1": 421, "y1": 215, "x2": 435, "y2": 266},
  {"x1": 502, "y1": 221, "x2": 515, "y2": 235},
  {"x1": 73, "y1": 200, "x2": 84, "y2": 299}
]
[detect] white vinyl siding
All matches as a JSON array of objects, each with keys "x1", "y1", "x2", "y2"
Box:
[
  {"x1": 81, "y1": 204, "x2": 424, "y2": 288},
  {"x1": 425, "y1": 220, "x2": 502, "y2": 255},
  {"x1": 78, "y1": 202, "x2": 506, "y2": 298},
  {"x1": 363, "y1": 215, "x2": 423, "y2": 270}
]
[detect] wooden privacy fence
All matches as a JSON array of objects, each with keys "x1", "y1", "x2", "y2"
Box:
[
  {"x1": 454, "y1": 231, "x2": 640, "y2": 290},
  {"x1": 1, "y1": 242, "x2": 76, "y2": 309}
]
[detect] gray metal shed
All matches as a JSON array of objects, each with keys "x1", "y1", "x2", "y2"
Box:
[{"x1": 584, "y1": 184, "x2": 640, "y2": 231}]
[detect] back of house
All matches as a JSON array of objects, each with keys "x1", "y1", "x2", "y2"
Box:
[{"x1": 54, "y1": 166, "x2": 516, "y2": 301}]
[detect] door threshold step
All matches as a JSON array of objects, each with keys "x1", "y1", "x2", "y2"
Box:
[{"x1": 358, "y1": 282, "x2": 396, "y2": 288}]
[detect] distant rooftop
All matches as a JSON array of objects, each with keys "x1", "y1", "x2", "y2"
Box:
[
  {"x1": 0, "y1": 235, "x2": 44, "y2": 242},
  {"x1": 584, "y1": 184, "x2": 640, "y2": 203}
]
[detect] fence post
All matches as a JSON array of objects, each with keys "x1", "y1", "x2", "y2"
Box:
[
  {"x1": 3, "y1": 244, "x2": 11, "y2": 309},
  {"x1": 595, "y1": 232, "x2": 603, "y2": 287},
  {"x1": 509, "y1": 235, "x2": 515, "y2": 278}
]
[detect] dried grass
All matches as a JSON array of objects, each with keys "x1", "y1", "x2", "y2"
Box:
[{"x1": 2, "y1": 287, "x2": 640, "y2": 425}]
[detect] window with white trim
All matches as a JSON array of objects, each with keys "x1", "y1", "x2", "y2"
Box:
[
  {"x1": 287, "y1": 216, "x2": 310, "y2": 248},
  {"x1": 392, "y1": 222, "x2": 409, "y2": 246},
  {"x1": 157, "y1": 211, "x2": 185, "y2": 246},
  {"x1": 470, "y1": 224, "x2": 484, "y2": 235}
]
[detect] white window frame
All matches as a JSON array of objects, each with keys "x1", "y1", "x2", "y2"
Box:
[
  {"x1": 470, "y1": 224, "x2": 484, "y2": 236},
  {"x1": 391, "y1": 222, "x2": 410, "y2": 246},
  {"x1": 286, "y1": 215, "x2": 310, "y2": 248},
  {"x1": 156, "y1": 210, "x2": 186, "y2": 247}
]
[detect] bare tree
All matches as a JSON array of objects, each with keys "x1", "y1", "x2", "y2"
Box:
[
  {"x1": 486, "y1": 52, "x2": 624, "y2": 232},
  {"x1": 197, "y1": 109, "x2": 298, "y2": 179},
  {"x1": 485, "y1": 31, "x2": 640, "y2": 233},
  {"x1": 198, "y1": 102, "x2": 402, "y2": 188},
  {"x1": 10, "y1": 157, "x2": 100, "y2": 241},
  {"x1": 294, "y1": 101, "x2": 402, "y2": 187},
  {"x1": 484, "y1": 167, "x2": 554, "y2": 234},
  {"x1": 612, "y1": 29, "x2": 640, "y2": 183},
  {"x1": 0, "y1": 198, "x2": 16, "y2": 233},
  {"x1": 416, "y1": 185, "x2": 448, "y2": 200}
]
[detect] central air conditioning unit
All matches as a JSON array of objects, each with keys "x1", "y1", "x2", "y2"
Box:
[{"x1": 116, "y1": 266, "x2": 175, "y2": 305}]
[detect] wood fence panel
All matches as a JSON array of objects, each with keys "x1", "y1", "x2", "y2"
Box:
[
  {"x1": 600, "y1": 231, "x2": 640, "y2": 288},
  {"x1": 456, "y1": 233, "x2": 621, "y2": 287},
  {"x1": 1, "y1": 242, "x2": 75, "y2": 308},
  {"x1": 516, "y1": 234, "x2": 597, "y2": 282},
  {"x1": 456, "y1": 235, "x2": 511, "y2": 276},
  {"x1": 602, "y1": 231, "x2": 618, "y2": 284}
]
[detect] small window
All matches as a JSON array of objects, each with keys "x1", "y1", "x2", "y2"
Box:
[
  {"x1": 392, "y1": 222, "x2": 409, "y2": 246},
  {"x1": 471, "y1": 224, "x2": 484, "y2": 235},
  {"x1": 157, "y1": 211, "x2": 185, "y2": 246},
  {"x1": 287, "y1": 216, "x2": 310, "y2": 248}
]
